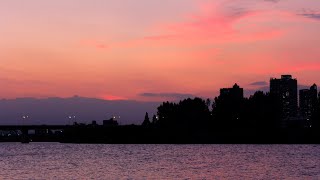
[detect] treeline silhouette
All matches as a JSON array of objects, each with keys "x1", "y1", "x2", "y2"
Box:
[
  {"x1": 145, "y1": 91, "x2": 319, "y2": 130},
  {"x1": 35, "y1": 91, "x2": 320, "y2": 143},
  {"x1": 1, "y1": 91, "x2": 320, "y2": 144},
  {"x1": 133, "y1": 91, "x2": 320, "y2": 143}
]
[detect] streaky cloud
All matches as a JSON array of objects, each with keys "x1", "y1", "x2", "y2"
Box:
[
  {"x1": 249, "y1": 81, "x2": 268, "y2": 86},
  {"x1": 139, "y1": 92, "x2": 195, "y2": 99},
  {"x1": 299, "y1": 13, "x2": 320, "y2": 20},
  {"x1": 298, "y1": 9, "x2": 320, "y2": 21},
  {"x1": 264, "y1": 0, "x2": 280, "y2": 3}
]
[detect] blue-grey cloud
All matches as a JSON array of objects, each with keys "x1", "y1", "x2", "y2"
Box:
[
  {"x1": 244, "y1": 86, "x2": 269, "y2": 97},
  {"x1": 249, "y1": 81, "x2": 268, "y2": 86},
  {"x1": 300, "y1": 13, "x2": 320, "y2": 20},
  {"x1": 298, "y1": 84, "x2": 311, "y2": 90},
  {"x1": 0, "y1": 96, "x2": 159, "y2": 125},
  {"x1": 228, "y1": 7, "x2": 250, "y2": 17},
  {"x1": 298, "y1": 9, "x2": 320, "y2": 21},
  {"x1": 139, "y1": 92, "x2": 195, "y2": 99}
]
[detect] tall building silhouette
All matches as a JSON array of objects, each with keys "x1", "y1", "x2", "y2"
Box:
[
  {"x1": 270, "y1": 75, "x2": 298, "y2": 123},
  {"x1": 299, "y1": 84, "x2": 318, "y2": 120},
  {"x1": 218, "y1": 83, "x2": 244, "y2": 126},
  {"x1": 220, "y1": 83, "x2": 244, "y2": 100}
]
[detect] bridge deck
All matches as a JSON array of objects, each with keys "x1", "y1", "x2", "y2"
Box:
[{"x1": 0, "y1": 125, "x2": 67, "y2": 130}]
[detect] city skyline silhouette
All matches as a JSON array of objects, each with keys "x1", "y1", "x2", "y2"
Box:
[
  {"x1": 0, "y1": 74, "x2": 318, "y2": 127},
  {"x1": 1, "y1": 1, "x2": 320, "y2": 179},
  {"x1": 1, "y1": 73, "x2": 319, "y2": 144}
]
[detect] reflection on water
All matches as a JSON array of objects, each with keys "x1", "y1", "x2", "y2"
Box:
[{"x1": 0, "y1": 143, "x2": 319, "y2": 179}]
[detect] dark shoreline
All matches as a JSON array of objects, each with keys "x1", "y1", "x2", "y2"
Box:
[{"x1": 1, "y1": 125, "x2": 319, "y2": 144}]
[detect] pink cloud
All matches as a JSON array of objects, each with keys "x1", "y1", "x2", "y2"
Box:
[
  {"x1": 115, "y1": 2, "x2": 291, "y2": 49},
  {"x1": 79, "y1": 39, "x2": 108, "y2": 49},
  {"x1": 162, "y1": 10, "x2": 287, "y2": 43},
  {"x1": 101, "y1": 95, "x2": 128, "y2": 101},
  {"x1": 95, "y1": 44, "x2": 108, "y2": 49},
  {"x1": 143, "y1": 34, "x2": 179, "y2": 41},
  {"x1": 274, "y1": 63, "x2": 320, "y2": 73}
]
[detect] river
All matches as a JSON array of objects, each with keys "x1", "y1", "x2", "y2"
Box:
[{"x1": 0, "y1": 143, "x2": 319, "y2": 179}]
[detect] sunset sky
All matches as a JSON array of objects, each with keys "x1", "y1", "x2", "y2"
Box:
[{"x1": 1, "y1": 0, "x2": 320, "y2": 101}]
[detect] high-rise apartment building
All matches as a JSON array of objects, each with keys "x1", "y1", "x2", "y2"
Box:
[
  {"x1": 220, "y1": 83, "x2": 244, "y2": 100},
  {"x1": 299, "y1": 84, "x2": 318, "y2": 119},
  {"x1": 270, "y1": 75, "x2": 298, "y2": 120}
]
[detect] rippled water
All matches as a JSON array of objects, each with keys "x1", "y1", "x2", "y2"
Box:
[{"x1": 0, "y1": 143, "x2": 319, "y2": 179}]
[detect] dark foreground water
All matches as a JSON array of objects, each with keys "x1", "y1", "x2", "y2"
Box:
[{"x1": 0, "y1": 143, "x2": 319, "y2": 179}]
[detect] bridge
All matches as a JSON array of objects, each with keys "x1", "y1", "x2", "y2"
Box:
[
  {"x1": 0, "y1": 125, "x2": 67, "y2": 143},
  {"x1": 0, "y1": 125, "x2": 66, "y2": 130}
]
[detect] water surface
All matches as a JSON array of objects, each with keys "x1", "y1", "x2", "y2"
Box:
[{"x1": 0, "y1": 143, "x2": 319, "y2": 179}]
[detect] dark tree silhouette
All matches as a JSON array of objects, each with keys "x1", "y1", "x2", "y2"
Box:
[
  {"x1": 212, "y1": 92, "x2": 245, "y2": 128},
  {"x1": 311, "y1": 93, "x2": 320, "y2": 129},
  {"x1": 142, "y1": 112, "x2": 151, "y2": 126},
  {"x1": 152, "y1": 115, "x2": 157, "y2": 124},
  {"x1": 243, "y1": 91, "x2": 281, "y2": 129},
  {"x1": 206, "y1": 98, "x2": 211, "y2": 109},
  {"x1": 157, "y1": 101, "x2": 178, "y2": 128},
  {"x1": 156, "y1": 98, "x2": 211, "y2": 131}
]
